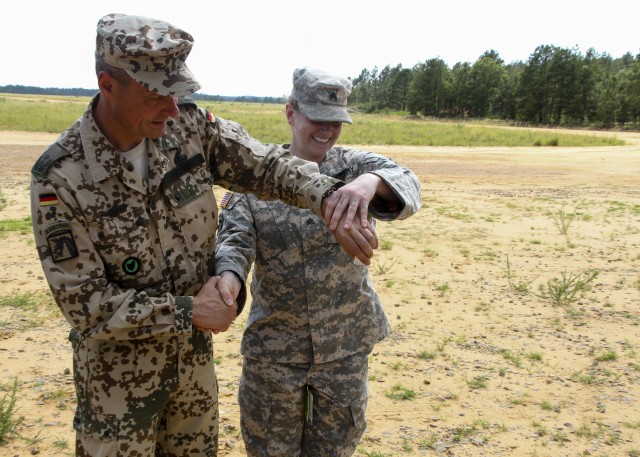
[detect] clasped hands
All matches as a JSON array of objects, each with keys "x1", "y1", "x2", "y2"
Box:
[{"x1": 192, "y1": 273, "x2": 241, "y2": 334}]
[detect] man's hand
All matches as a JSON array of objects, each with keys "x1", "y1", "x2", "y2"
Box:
[
  {"x1": 322, "y1": 174, "x2": 382, "y2": 230},
  {"x1": 192, "y1": 276, "x2": 237, "y2": 333}
]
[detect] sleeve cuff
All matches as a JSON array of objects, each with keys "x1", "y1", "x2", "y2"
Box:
[{"x1": 174, "y1": 295, "x2": 194, "y2": 334}]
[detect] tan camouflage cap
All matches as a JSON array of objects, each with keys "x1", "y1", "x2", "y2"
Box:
[
  {"x1": 291, "y1": 68, "x2": 352, "y2": 124},
  {"x1": 96, "y1": 13, "x2": 200, "y2": 97}
]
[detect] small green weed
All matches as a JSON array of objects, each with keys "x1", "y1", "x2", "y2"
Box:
[
  {"x1": 385, "y1": 384, "x2": 417, "y2": 401},
  {"x1": 536, "y1": 269, "x2": 599, "y2": 306},
  {"x1": 0, "y1": 378, "x2": 23, "y2": 444},
  {"x1": 418, "y1": 350, "x2": 436, "y2": 361},
  {"x1": 526, "y1": 352, "x2": 543, "y2": 362},
  {"x1": 467, "y1": 375, "x2": 489, "y2": 389},
  {"x1": 505, "y1": 256, "x2": 533, "y2": 293},
  {"x1": 595, "y1": 350, "x2": 618, "y2": 362},
  {"x1": 372, "y1": 258, "x2": 397, "y2": 275},
  {"x1": 553, "y1": 203, "x2": 580, "y2": 235},
  {"x1": 501, "y1": 350, "x2": 522, "y2": 368},
  {"x1": 435, "y1": 282, "x2": 450, "y2": 297}
]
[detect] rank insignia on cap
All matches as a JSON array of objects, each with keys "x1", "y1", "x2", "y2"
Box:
[
  {"x1": 220, "y1": 191, "x2": 234, "y2": 209},
  {"x1": 39, "y1": 193, "x2": 59, "y2": 206},
  {"x1": 45, "y1": 221, "x2": 78, "y2": 263}
]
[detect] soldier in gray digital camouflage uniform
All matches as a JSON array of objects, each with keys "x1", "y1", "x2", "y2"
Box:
[
  {"x1": 30, "y1": 15, "x2": 378, "y2": 457},
  {"x1": 215, "y1": 68, "x2": 422, "y2": 457}
]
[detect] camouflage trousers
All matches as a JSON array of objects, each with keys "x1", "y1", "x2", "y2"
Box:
[
  {"x1": 238, "y1": 352, "x2": 369, "y2": 457},
  {"x1": 70, "y1": 329, "x2": 219, "y2": 456}
]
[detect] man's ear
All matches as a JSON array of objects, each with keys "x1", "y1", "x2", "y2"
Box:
[{"x1": 97, "y1": 71, "x2": 113, "y2": 93}]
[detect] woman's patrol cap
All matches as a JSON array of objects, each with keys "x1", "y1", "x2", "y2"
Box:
[
  {"x1": 291, "y1": 67, "x2": 352, "y2": 124},
  {"x1": 96, "y1": 13, "x2": 201, "y2": 97}
]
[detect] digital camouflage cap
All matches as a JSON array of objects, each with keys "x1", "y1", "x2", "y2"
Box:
[
  {"x1": 291, "y1": 68, "x2": 352, "y2": 124},
  {"x1": 96, "y1": 13, "x2": 200, "y2": 97}
]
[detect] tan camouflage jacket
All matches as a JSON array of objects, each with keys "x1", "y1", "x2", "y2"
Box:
[
  {"x1": 215, "y1": 146, "x2": 422, "y2": 364},
  {"x1": 29, "y1": 96, "x2": 339, "y2": 340}
]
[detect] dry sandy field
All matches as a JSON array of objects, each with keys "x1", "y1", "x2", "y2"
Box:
[{"x1": 0, "y1": 129, "x2": 639, "y2": 457}]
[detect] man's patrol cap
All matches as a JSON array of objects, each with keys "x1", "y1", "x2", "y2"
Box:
[
  {"x1": 96, "y1": 13, "x2": 201, "y2": 97},
  {"x1": 291, "y1": 67, "x2": 352, "y2": 124}
]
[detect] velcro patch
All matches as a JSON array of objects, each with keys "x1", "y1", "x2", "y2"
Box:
[
  {"x1": 39, "y1": 193, "x2": 59, "y2": 206},
  {"x1": 45, "y1": 221, "x2": 78, "y2": 263},
  {"x1": 220, "y1": 191, "x2": 235, "y2": 209}
]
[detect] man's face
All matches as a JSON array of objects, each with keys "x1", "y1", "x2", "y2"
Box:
[{"x1": 110, "y1": 77, "x2": 179, "y2": 146}]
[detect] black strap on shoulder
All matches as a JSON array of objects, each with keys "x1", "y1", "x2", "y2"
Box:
[{"x1": 31, "y1": 143, "x2": 71, "y2": 178}]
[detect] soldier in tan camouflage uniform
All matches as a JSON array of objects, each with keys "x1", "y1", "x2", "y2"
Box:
[
  {"x1": 30, "y1": 15, "x2": 378, "y2": 457},
  {"x1": 215, "y1": 68, "x2": 422, "y2": 457}
]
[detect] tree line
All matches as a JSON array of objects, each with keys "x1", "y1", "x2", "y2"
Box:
[
  {"x1": 349, "y1": 45, "x2": 640, "y2": 128},
  {"x1": 0, "y1": 85, "x2": 284, "y2": 105}
]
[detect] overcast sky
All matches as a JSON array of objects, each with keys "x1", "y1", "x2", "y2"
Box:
[{"x1": 1, "y1": 0, "x2": 638, "y2": 97}]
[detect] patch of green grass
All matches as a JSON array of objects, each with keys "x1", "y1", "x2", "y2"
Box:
[
  {"x1": 358, "y1": 449, "x2": 390, "y2": 457},
  {"x1": 526, "y1": 352, "x2": 543, "y2": 362},
  {"x1": 0, "y1": 216, "x2": 32, "y2": 237},
  {"x1": 417, "y1": 350, "x2": 436, "y2": 361},
  {"x1": 452, "y1": 419, "x2": 491, "y2": 442},
  {"x1": 385, "y1": 384, "x2": 417, "y2": 401},
  {"x1": 52, "y1": 438, "x2": 69, "y2": 450},
  {"x1": 422, "y1": 248, "x2": 438, "y2": 257},
  {"x1": 595, "y1": 350, "x2": 618, "y2": 362},
  {"x1": 467, "y1": 375, "x2": 489, "y2": 389},
  {"x1": 540, "y1": 400, "x2": 560, "y2": 412},
  {"x1": 0, "y1": 378, "x2": 23, "y2": 444},
  {"x1": 0, "y1": 291, "x2": 60, "y2": 329},
  {"x1": 501, "y1": 350, "x2": 522, "y2": 368},
  {"x1": 434, "y1": 282, "x2": 450, "y2": 297},
  {"x1": 1, "y1": 95, "x2": 626, "y2": 146},
  {"x1": 436, "y1": 336, "x2": 453, "y2": 352}
]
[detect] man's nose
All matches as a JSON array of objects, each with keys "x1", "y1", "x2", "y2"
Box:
[{"x1": 162, "y1": 96, "x2": 180, "y2": 117}]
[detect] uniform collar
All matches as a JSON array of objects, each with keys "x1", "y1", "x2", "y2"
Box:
[
  {"x1": 79, "y1": 94, "x2": 180, "y2": 185},
  {"x1": 281, "y1": 144, "x2": 348, "y2": 179},
  {"x1": 318, "y1": 147, "x2": 349, "y2": 179}
]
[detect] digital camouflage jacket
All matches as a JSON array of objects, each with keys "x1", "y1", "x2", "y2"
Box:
[{"x1": 215, "y1": 146, "x2": 422, "y2": 364}]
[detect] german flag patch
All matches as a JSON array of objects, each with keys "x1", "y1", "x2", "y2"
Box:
[
  {"x1": 220, "y1": 191, "x2": 235, "y2": 209},
  {"x1": 205, "y1": 110, "x2": 216, "y2": 124},
  {"x1": 39, "y1": 193, "x2": 59, "y2": 206}
]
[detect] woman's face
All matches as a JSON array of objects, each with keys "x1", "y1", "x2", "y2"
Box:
[{"x1": 286, "y1": 104, "x2": 342, "y2": 163}]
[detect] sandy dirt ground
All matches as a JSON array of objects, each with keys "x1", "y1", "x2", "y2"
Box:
[{"x1": 0, "y1": 129, "x2": 639, "y2": 456}]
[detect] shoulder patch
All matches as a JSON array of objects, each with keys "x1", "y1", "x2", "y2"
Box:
[
  {"x1": 39, "y1": 193, "x2": 59, "y2": 207},
  {"x1": 45, "y1": 221, "x2": 78, "y2": 263},
  {"x1": 31, "y1": 143, "x2": 71, "y2": 178},
  {"x1": 205, "y1": 109, "x2": 216, "y2": 124},
  {"x1": 219, "y1": 191, "x2": 236, "y2": 209}
]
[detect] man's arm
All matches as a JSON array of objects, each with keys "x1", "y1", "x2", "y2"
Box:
[{"x1": 194, "y1": 111, "x2": 378, "y2": 262}]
